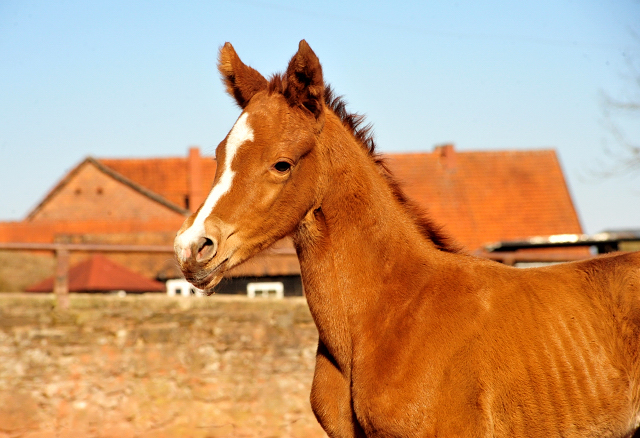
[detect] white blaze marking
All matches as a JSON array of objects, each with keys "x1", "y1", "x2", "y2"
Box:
[{"x1": 176, "y1": 112, "x2": 253, "y2": 252}]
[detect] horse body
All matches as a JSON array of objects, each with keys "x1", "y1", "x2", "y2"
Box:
[
  {"x1": 350, "y1": 258, "x2": 640, "y2": 437},
  {"x1": 294, "y1": 112, "x2": 640, "y2": 436},
  {"x1": 174, "y1": 40, "x2": 640, "y2": 437}
]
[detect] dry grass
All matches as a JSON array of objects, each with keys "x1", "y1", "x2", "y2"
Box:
[{"x1": 0, "y1": 250, "x2": 56, "y2": 292}]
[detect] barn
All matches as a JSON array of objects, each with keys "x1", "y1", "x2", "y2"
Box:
[{"x1": 0, "y1": 145, "x2": 585, "y2": 294}]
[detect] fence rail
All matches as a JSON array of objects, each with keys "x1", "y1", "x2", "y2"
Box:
[
  {"x1": 0, "y1": 243, "x2": 175, "y2": 309},
  {"x1": 0, "y1": 242, "x2": 174, "y2": 252},
  {"x1": 0, "y1": 242, "x2": 297, "y2": 309}
]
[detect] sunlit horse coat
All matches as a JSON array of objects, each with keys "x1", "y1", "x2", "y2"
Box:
[{"x1": 175, "y1": 40, "x2": 640, "y2": 438}]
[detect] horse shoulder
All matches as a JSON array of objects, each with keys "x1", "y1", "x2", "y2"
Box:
[{"x1": 350, "y1": 256, "x2": 506, "y2": 434}]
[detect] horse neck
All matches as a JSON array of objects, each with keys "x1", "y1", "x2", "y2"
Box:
[{"x1": 293, "y1": 111, "x2": 440, "y2": 368}]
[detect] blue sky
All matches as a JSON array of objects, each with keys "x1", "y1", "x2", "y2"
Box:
[{"x1": 1, "y1": 0, "x2": 639, "y2": 235}]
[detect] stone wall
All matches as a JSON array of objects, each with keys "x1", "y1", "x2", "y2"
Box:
[{"x1": 0, "y1": 294, "x2": 326, "y2": 438}]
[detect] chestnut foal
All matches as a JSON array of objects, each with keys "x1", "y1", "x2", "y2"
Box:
[{"x1": 175, "y1": 40, "x2": 640, "y2": 437}]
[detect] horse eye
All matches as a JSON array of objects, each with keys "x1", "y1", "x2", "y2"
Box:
[{"x1": 274, "y1": 161, "x2": 292, "y2": 173}]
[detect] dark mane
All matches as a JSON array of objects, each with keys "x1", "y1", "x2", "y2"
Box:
[
  {"x1": 269, "y1": 75, "x2": 461, "y2": 253},
  {"x1": 325, "y1": 86, "x2": 462, "y2": 254}
]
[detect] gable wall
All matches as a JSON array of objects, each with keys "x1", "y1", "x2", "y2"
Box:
[{"x1": 30, "y1": 163, "x2": 185, "y2": 222}]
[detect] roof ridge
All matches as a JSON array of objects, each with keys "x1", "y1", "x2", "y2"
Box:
[
  {"x1": 383, "y1": 148, "x2": 557, "y2": 156},
  {"x1": 26, "y1": 158, "x2": 88, "y2": 220},
  {"x1": 99, "y1": 154, "x2": 193, "y2": 161},
  {"x1": 89, "y1": 157, "x2": 190, "y2": 215}
]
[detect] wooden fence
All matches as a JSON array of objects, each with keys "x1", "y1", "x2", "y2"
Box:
[{"x1": 0, "y1": 243, "x2": 174, "y2": 309}]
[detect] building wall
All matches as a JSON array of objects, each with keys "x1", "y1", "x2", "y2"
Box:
[
  {"x1": 55, "y1": 231, "x2": 181, "y2": 281},
  {"x1": 30, "y1": 163, "x2": 186, "y2": 222},
  {"x1": 0, "y1": 251, "x2": 56, "y2": 292},
  {"x1": 0, "y1": 219, "x2": 185, "y2": 244},
  {"x1": 0, "y1": 159, "x2": 191, "y2": 284}
]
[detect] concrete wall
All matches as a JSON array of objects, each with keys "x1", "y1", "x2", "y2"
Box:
[{"x1": 0, "y1": 294, "x2": 326, "y2": 438}]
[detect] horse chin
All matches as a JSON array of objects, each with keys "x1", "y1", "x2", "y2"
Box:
[
  {"x1": 184, "y1": 258, "x2": 229, "y2": 292},
  {"x1": 200, "y1": 273, "x2": 225, "y2": 295}
]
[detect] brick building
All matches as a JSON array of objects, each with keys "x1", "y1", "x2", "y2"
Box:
[{"x1": 0, "y1": 145, "x2": 585, "y2": 293}]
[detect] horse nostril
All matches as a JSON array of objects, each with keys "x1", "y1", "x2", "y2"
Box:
[
  {"x1": 195, "y1": 237, "x2": 217, "y2": 263},
  {"x1": 180, "y1": 247, "x2": 192, "y2": 262}
]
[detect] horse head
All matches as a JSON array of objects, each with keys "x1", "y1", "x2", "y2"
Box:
[{"x1": 174, "y1": 40, "x2": 326, "y2": 290}]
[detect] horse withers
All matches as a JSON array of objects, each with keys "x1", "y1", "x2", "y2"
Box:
[{"x1": 174, "y1": 40, "x2": 640, "y2": 437}]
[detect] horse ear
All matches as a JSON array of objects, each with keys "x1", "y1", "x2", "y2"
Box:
[
  {"x1": 218, "y1": 42, "x2": 268, "y2": 109},
  {"x1": 283, "y1": 40, "x2": 324, "y2": 118}
]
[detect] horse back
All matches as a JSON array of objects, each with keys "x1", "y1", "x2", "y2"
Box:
[
  {"x1": 475, "y1": 251, "x2": 640, "y2": 436},
  {"x1": 354, "y1": 251, "x2": 640, "y2": 437}
]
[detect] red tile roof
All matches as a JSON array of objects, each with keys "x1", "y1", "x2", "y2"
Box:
[
  {"x1": 99, "y1": 148, "x2": 216, "y2": 212},
  {"x1": 98, "y1": 145, "x2": 582, "y2": 251},
  {"x1": 18, "y1": 145, "x2": 582, "y2": 256},
  {"x1": 26, "y1": 254, "x2": 165, "y2": 293},
  {"x1": 386, "y1": 145, "x2": 582, "y2": 250}
]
